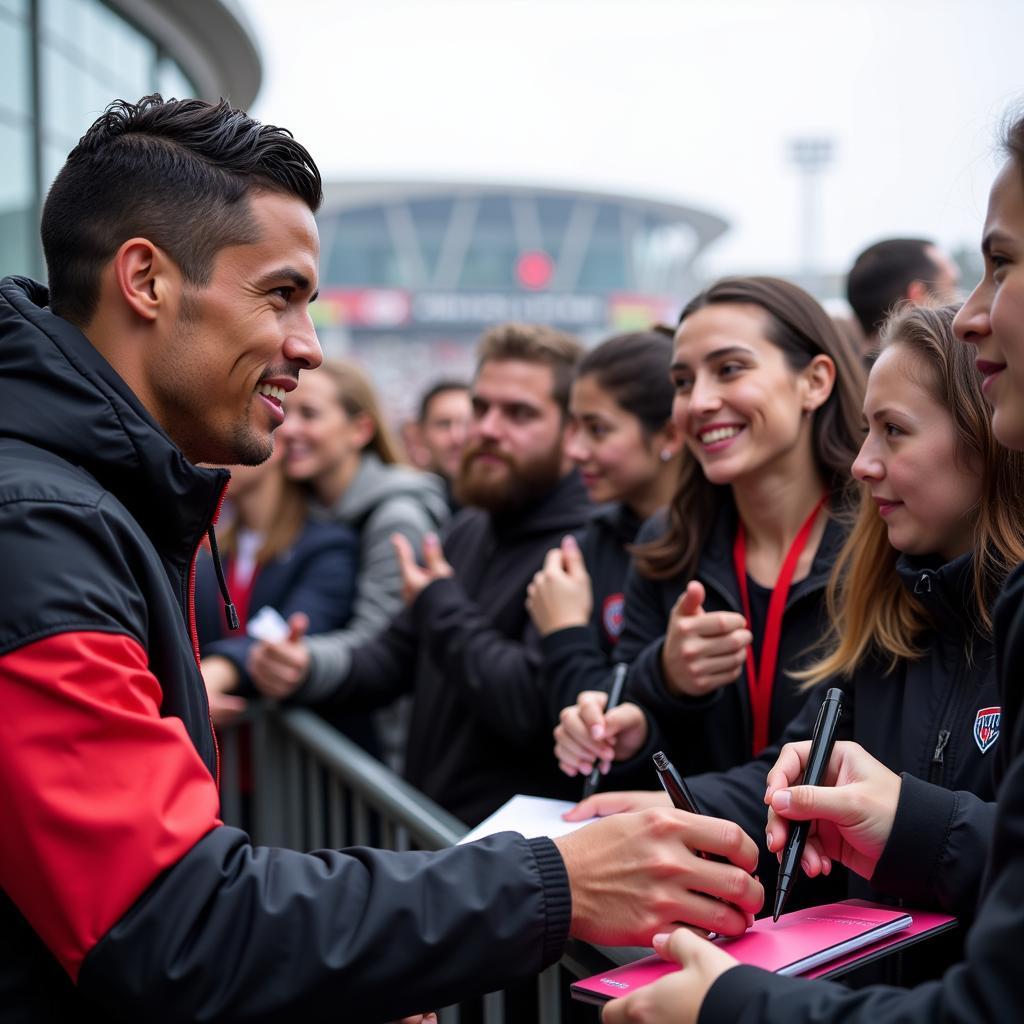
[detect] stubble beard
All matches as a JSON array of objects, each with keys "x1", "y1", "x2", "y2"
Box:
[{"x1": 158, "y1": 301, "x2": 274, "y2": 467}]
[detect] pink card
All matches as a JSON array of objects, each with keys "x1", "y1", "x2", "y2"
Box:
[{"x1": 571, "y1": 900, "x2": 955, "y2": 1005}]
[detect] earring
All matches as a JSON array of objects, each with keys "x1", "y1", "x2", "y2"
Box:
[{"x1": 660, "y1": 448, "x2": 673, "y2": 462}]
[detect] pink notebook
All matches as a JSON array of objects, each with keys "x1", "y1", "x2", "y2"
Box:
[{"x1": 571, "y1": 900, "x2": 954, "y2": 1005}]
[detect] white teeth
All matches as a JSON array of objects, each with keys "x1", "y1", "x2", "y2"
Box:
[
  {"x1": 256, "y1": 383, "x2": 286, "y2": 402},
  {"x1": 699, "y1": 426, "x2": 743, "y2": 444}
]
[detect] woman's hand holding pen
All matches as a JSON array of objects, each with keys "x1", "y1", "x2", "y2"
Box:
[
  {"x1": 661, "y1": 582, "x2": 753, "y2": 698},
  {"x1": 764, "y1": 740, "x2": 902, "y2": 881},
  {"x1": 525, "y1": 535, "x2": 593, "y2": 636},
  {"x1": 553, "y1": 691, "x2": 649, "y2": 776}
]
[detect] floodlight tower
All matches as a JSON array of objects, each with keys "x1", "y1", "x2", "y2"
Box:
[{"x1": 788, "y1": 136, "x2": 835, "y2": 295}]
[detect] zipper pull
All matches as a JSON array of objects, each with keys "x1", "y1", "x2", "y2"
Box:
[
  {"x1": 914, "y1": 572, "x2": 933, "y2": 595},
  {"x1": 932, "y1": 729, "x2": 951, "y2": 765}
]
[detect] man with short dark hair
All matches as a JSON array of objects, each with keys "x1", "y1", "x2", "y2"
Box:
[
  {"x1": 846, "y1": 237, "x2": 961, "y2": 355},
  {"x1": 0, "y1": 95, "x2": 763, "y2": 1022},
  {"x1": 415, "y1": 379, "x2": 471, "y2": 509}
]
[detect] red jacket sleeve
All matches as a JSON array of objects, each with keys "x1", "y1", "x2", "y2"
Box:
[{"x1": 0, "y1": 630, "x2": 221, "y2": 980}]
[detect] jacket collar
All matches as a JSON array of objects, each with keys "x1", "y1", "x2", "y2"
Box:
[
  {"x1": 896, "y1": 550, "x2": 980, "y2": 637},
  {"x1": 0, "y1": 277, "x2": 227, "y2": 567}
]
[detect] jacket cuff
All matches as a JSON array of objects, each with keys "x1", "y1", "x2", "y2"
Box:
[
  {"x1": 699, "y1": 965, "x2": 812, "y2": 1024},
  {"x1": 411, "y1": 575, "x2": 464, "y2": 624},
  {"x1": 526, "y1": 837, "x2": 572, "y2": 968},
  {"x1": 871, "y1": 771, "x2": 955, "y2": 904},
  {"x1": 538, "y1": 625, "x2": 593, "y2": 661},
  {"x1": 634, "y1": 640, "x2": 723, "y2": 715},
  {"x1": 296, "y1": 635, "x2": 353, "y2": 703}
]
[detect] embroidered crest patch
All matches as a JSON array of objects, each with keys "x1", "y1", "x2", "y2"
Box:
[
  {"x1": 602, "y1": 593, "x2": 625, "y2": 644},
  {"x1": 974, "y1": 706, "x2": 1001, "y2": 755}
]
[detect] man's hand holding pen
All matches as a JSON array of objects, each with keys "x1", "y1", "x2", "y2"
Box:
[
  {"x1": 554, "y1": 808, "x2": 763, "y2": 946},
  {"x1": 765, "y1": 739, "x2": 903, "y2": 882}
]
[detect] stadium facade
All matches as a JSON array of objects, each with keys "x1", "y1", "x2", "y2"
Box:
[{"x1": 314, "y1": 180, "x2": 729, "y2": 418}]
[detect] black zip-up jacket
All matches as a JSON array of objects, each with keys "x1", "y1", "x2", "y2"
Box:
[
  {"x1": 0, "y1": 276, "x2": 571, "y2": 1022},
  {"x1": 316, "y1": 471, "x2": 594, "y2": 825},
  {"x1": 537, "y1": 502, "x2": 642, "y2": 716},
  {"x1": 618, "y1": 501, "x2": 846, "y2": 780},
  {"x1": 696, "y1": 561, "x2": 1024, "y2": 1024},
  {"x1": 686, "y1": 552, "x2": 999, "y2": 918}
]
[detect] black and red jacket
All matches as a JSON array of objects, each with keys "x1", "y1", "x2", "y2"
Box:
[{"x1": 0, "y1": 276, "x2": 571, "y2": 1022}]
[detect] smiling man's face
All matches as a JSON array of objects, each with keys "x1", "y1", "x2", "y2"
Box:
[{"x1": 147, "y1": 189, "x2": 323, "y2": 465}]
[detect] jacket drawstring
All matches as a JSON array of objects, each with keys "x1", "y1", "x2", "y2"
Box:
[{"x1": 206, "y1": 526, "x2": 240, "y2": 631}]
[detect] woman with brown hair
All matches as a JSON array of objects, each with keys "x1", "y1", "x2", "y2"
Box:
[
  {"x1": 598, "y1": 111, "x2": 1024, "y2": 1024},
  {"x1": 245, "y1": 359, "x2": 449, "y2": 765},
  {"x1": 572, "y1": 303, "x2": 1024, "y2": 986},
  {"x1": 196, "y1": 447, "x2": 359, "y2": 725},
  {"x1": 554, "y1": 276, "x2": 865, "y2": 780}
]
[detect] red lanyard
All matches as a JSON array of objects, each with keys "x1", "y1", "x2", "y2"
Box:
[{"x1": 732, "y1": 495, "x2": 828, "y2": 755}]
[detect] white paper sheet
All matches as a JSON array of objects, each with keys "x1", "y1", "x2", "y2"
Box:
[{"x1": 457, "y1": 794, "x2": 598, "y2": 844}]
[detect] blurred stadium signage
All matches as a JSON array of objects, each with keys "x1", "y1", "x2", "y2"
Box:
[{"x1": 315, "y1": 288, "x2": 677, "y2": 331}]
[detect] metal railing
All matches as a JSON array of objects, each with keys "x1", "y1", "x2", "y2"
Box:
[{"x1": 219, "y1": 704, "x2": 609, "y2": 1023}]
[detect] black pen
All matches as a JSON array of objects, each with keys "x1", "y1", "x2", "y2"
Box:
[
  {"x1": 581, "y1": 663, "x2": 629, "y2": 799},
  {"x1": 652, "y1": 749, "x2": 703, "y2": 816},
  {"x1": 773, "y1": 687, "x2": 846, "y2": 921}
]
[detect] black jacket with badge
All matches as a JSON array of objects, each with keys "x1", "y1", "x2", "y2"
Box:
[
  {"x1": 687, "y1": 551, "x2": 1000, "y2": 918},
  {"x1": 537, "y1": 501, "x2": 642, "y2": 716},
  {"x1": 618, "y1": 499, "x2": 846, "y2": 781},
  {"x1": 0, "y1": 276, "x2": 572, "y2": 1022},
  {"x1": 696, "y1": 562, "x2": 1024, "y2": 1024},
  {"x1": 317, "y1": 470, "x2": 594, "y2": 825}
]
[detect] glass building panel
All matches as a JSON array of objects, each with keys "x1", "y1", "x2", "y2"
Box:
[
  {"x1": 632, "y1": 218, "x2": 697, "y2": 293},
  {"x1": 0, "y1": 0, "x2": 28, "y2": 17},
  {"x1": 0, "y1": 121, "x2": 35, "y2": 276},
  {"x1": 535, "y1": 195, "x2": 573, "y2": 258},
  {"x1": 0, "y1": 10, "x2": 30, "y2": 117},
  {"x1": 405, "y1": 197, "x2": 454, "y2": 281},
  {"x1": 459, "y1": 194, "x2": 517, "y2": 290},
  {"x1": 40, "y1": 0, "x2": 83, "y2": 49},
  {"x1": 93, "y1": 2, "x2": 152, "y2": 91},
  {"x1": 156, "y1": 56, "x2": 196, "y2": 101},
  {"x1": 577, "y1": 203, "x2": 628, "y2": 291},
  {"x1": 41, "y1": 0, "x2": 156, "y2": 154},
  {"x1": 324, "y1": 206, "x2": 399, "y2": 286}
]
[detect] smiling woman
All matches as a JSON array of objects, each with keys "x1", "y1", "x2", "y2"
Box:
[{"x1": 551, "y1": 277, "x2": 866, "y2": 787}]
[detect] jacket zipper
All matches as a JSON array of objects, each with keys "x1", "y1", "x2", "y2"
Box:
[{"x1": 929, "y1": 729, "x2": 951, "y2": 785}]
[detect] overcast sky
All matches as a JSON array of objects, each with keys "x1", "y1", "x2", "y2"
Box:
[{"x1": 241, "y1": 0, "x2": 1024, "y2": 280}]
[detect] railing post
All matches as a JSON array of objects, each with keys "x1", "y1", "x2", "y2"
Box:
[{"x1": 537, "y1": 964, "x2": 562, "y2": 1023}]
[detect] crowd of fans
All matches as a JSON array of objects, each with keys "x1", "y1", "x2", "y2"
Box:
[{"x1": 4, "y1": 91, "x2": 1024, "y2": 1024}]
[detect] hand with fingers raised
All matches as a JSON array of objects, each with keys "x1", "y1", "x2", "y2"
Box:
[
  {"x1": 526, "y1": 534, "x2": 593, "y2": 636},
  {"x1": 392, "y1": 531, "x2": 454, "y2": 606},
  {"x1": 661, "y1": 581, "x2": 752, "y2": 698}
]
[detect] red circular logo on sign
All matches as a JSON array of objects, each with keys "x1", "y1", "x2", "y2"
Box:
[{"x1": 516, "y1": 251, "x2": 554, "y2": 290}]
